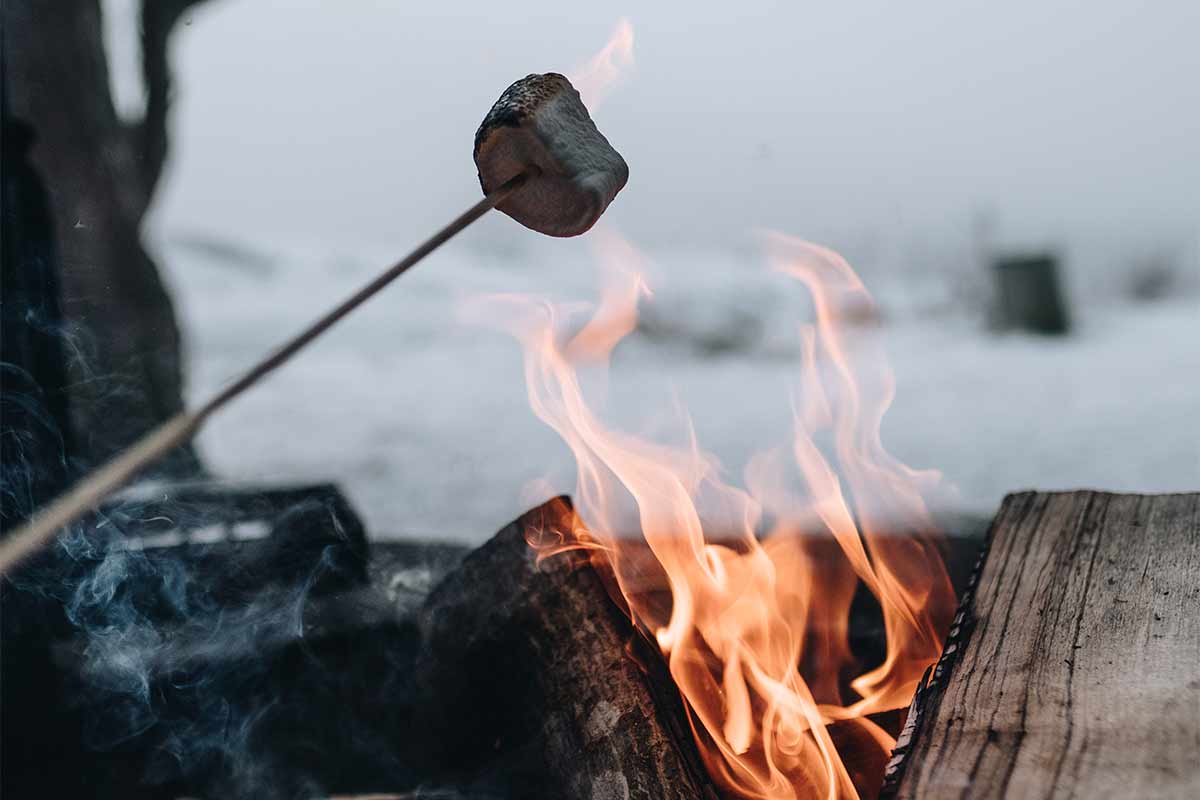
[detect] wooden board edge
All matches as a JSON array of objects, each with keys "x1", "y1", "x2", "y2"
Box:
[{"x1": 878, "y1": 491, "x2": 1038, "y2": 798}]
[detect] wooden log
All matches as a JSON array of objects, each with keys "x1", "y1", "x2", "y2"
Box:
[
  {"x1": 883, "y1": 491, "x2": 1200, "y2": 799},
  {"x1": 409, "y1": 497, "x2": 719, "y2": 799}
]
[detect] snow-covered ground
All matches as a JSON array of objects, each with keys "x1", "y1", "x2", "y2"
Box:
[{"x1": 157, "y1": 228, "x2": 1199, "y2": 542}]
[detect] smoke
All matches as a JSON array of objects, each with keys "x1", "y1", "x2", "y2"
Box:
[{"x1": 0, "y1": 472, "x2": 429, "y2": 798}]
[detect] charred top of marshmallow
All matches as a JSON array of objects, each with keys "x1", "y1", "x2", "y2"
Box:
[
  {"x1": 473, "y1": 73, "x2": 574, "y2": 152},
  {"x1": 474, "y1": 73, "x2": 628, "y2": 238}
]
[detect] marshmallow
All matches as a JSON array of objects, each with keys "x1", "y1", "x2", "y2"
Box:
[{"x1": 474, "y1": 73, "x2": 629, "y2": 237}]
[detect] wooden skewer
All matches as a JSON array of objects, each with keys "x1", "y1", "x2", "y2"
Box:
[{"x1": 0, "y1": 171, "x2": 532, "y2": 577}]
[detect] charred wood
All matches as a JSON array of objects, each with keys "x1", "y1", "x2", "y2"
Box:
[{"x1": 410, "y1": 497, "x2": 720, "y2": 800}]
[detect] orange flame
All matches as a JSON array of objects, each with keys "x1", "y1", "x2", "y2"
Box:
[
  {"x1": 463, "y1": 19, "x2": 954, "y2": 798},
  {"x1": 570, "y1": 18, "x2": 635, "y2": 111},
  {"x1": 467, "y1": 230, "x2": 955, "y2": 799}
]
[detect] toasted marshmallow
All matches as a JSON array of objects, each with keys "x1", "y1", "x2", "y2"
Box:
[{"x1": 474, "y1": 73, "x2": 628, "y2": 237}]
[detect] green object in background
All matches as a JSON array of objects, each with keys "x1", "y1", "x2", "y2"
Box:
[{"x1": 992, "y1": 253, "x2": 1071, "y2": 335}]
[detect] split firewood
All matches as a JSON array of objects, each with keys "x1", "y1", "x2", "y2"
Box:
[{"x1": 883, "y1": 491, "x2": 1200, "y2": 799}]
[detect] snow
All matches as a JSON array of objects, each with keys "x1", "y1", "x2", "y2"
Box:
[{"x1": 156, "y1": 227, "x2": 1200, "y2": 543}]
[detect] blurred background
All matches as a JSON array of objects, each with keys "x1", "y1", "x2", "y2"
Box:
[{"x1": 10, "y1": 0, "x2": 1200, "y2": 540}]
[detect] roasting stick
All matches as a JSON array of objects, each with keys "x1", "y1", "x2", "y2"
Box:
[
  {"x1": 0, "y1": 71, "x2": 629, "y2": 577},
  {"x1": 0, "y1": 172, "x2": 531, "y2": 577}
]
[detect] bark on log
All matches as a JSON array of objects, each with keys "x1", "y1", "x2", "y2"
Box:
[
  {"x1": 883, "y1": 491, "x2": 1200, "y2": 799},
  {"x1": 3, "y1": 0, "x2": 210, "y2": 474},
  {"x1": 410, "y1": 498, "x2": 719, "y2": 800}
]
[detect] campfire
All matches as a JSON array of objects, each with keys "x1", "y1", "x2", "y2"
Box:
[
  {"x1": 461, "y1": 229, "x2": 957, "y2": 798},
  {"x1": 6, "y1": 14, "x2": 1198, "y2": 800},
  {"x1": 7, "y1": 19, "x2": 956, "y2": 800}
]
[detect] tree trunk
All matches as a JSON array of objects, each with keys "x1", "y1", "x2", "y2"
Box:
[{"x1": 3, "y1": 0, "x2": 209, "y2": 475}]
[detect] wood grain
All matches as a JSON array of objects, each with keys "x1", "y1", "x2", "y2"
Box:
[
  {"x1": 409, "y1": 498, "x2": 719, "y2": 799},
  {"x1": 888, "y1": 491, "x2": 1200, "y2": 799}
]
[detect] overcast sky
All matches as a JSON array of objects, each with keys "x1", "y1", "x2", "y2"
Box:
[{"x1": 107, "y1": 1, "x2": 1199, "y2": 256}]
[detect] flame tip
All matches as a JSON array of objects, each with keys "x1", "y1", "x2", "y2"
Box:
[{"x1": 570, "y1": 17, "x2": 636, "y2": 111}]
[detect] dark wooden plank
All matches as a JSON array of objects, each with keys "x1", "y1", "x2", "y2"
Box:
[{"x1": 886, "y1": 491, "x2": 1200, "y2": 799}]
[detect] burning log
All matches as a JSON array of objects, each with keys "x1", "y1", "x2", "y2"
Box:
[
  {"x1": 409, "y1": 498, "x2": 719, "y2": 799},
  {"x1": 883, "y1": 491, "x2": 1200, "y2": 799}
]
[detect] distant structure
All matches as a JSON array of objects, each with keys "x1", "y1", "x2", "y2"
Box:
[{"x1": 991, "y1": 253, "x2": 1071, "y2": 335}]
